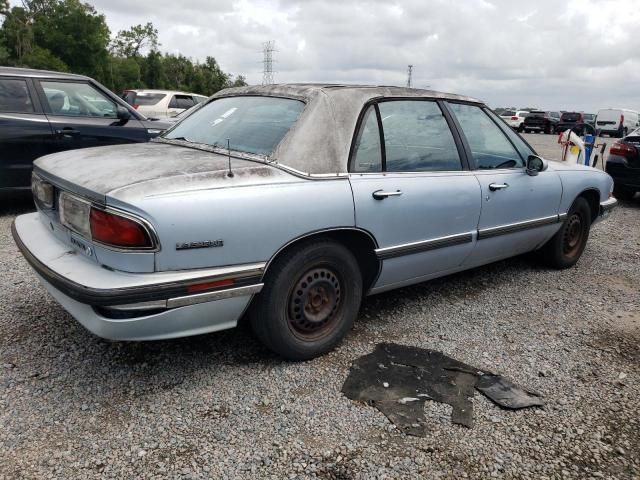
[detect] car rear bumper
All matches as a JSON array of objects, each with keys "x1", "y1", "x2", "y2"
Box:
[{"x1": 12, "y1": 212, "x2": 264, "y2": 341}]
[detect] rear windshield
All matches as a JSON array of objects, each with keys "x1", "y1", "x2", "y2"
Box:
[
  {"x1": 164, "y1": 96, "x2": 305, "y2": 156},
  {"x1": 561, "y1": 112, "x2": 581, "y2": 121},
  {"x1": 529, "y1": 111, "x2": 545, "y2": 117},
  {"x1": 501, "y1": 111, "x2": 516, "y2": 117},
  {"x1": 584, "y1": 114, "x2": 595, "y2": 121},
  {"x1": 122, "y1": 92, "x2": 166, "y2": 106}
]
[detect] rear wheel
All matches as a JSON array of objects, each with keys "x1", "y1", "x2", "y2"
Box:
[
  {"x1": 538, "y1": 197, "x2": 591, "y2": 269},
  {"x1": 249, "y1": 239, "x2": 363, "y2": 361}
]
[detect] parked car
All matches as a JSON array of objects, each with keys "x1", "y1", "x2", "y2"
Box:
[
  {"x1": 13, "y1": 84, "x2": 617, "y2": 360},
  {"x1": 596, "y1": 108, "x2": 640, "y2": 138},
  {"x1": 584, "y1": 113, "x2": 596, "y2": 129},
  {"x1": 499, "y1": 110, "x2": 528, "y2": 132},
  {"x1": 555, "y1": 112, "x2": 585, "y2": 134},
  {"x1": 0, "y1": 67, "x2": 171, "y2": 191},
  {"x1": 606, "y1": 128, "x2": 640, "y2": 200},
  {"x1": 163, "y1": 102, "x2": 202, "y2": 124},
  {"x1": 121, "y1": 89, "x2": 207, "y2": 119},
  {"x1": 523, "y1": 110, "x2": 561, "y2": 134}
]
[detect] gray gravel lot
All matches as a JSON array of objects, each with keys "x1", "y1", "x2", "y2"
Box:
[{"x1": 1, "y1": 134, "x2": 639, "y2": 479}]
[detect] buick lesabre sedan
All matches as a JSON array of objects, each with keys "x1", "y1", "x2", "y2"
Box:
[{"x1": 13, "y1": 84, "x2": 617, "y2": 360}]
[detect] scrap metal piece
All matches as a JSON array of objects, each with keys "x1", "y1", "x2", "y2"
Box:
[
  {"x1": 342, "y1": 343, "x2": 544, "y2": 436},
  {"x1": 475, "y1": 374, "x2": 545, "y2": 409}
]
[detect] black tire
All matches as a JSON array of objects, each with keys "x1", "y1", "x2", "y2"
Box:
[
  {"x1": 517, "y1": 124, "x2": 524, "y2": 133},
  {"x1": 249, "y1": 239, "x2": 363, "y2": 361},
  {"x1": 614, "y1": 184, "x2": 636, "y2": 201},
  {"x1": 544, "y1": 124, "x2": 551, "y2": 134},
  {"x1": 524, "y1": 129, "x2": 530, "y2": 134},
  {"x1": 538, "y1": 197, "x2": 591, "y2": 269}
]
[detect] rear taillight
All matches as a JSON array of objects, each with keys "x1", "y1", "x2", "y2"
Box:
[
  {"x1": 620, "y1": 114, "x2": 624, "y2": 125},
  {"x1": 511, "y1": 116, "x2": 518, "y2": 120},
  {"x1": 133, "y1": 104, "x2": 139, "y2": 110},
  {"x1": 90, "y1": 208, "x2": 153, "y2": 249},
  {"x1": 609, "y1": 141, "x2": 637, "y2": 159}
]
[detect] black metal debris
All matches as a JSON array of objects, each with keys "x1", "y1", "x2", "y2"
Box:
[{"x1": 342, "y1": 343, "x2": 544, "y2": 436}]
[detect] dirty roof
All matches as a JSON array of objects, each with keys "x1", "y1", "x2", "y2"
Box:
[{"x1": 209, "y1": 84, "x2": 483, "y2": 176}]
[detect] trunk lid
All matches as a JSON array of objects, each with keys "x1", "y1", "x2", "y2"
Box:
[{"x1": 34, "y1": 141, "x2": 290, "y2": 203}]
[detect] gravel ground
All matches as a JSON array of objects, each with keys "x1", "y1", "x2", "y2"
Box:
[{"x1": 1, "y1": 134, "x2": 639, "y2": 479}]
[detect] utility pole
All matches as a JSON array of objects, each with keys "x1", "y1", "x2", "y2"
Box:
[
  {"x1": 406, "y1": 64, "x2": 413, "y2": 88},
  {"x1": 262, "y1": 41, "x2": 275, "y2": 85}
]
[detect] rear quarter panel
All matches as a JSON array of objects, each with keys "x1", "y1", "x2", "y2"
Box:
[{"x1": 119, "y1": 177, "x2": 356, "y2": 271}]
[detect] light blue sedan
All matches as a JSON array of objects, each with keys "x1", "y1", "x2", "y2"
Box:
[{"x1": 13, "y1": 84, "x2": 617, "y2": 360}]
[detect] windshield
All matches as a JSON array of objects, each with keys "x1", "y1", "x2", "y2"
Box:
[{"x1": 164, "y1": 96, "x2": 305, "y2": 156}]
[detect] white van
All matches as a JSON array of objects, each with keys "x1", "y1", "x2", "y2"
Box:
[{"x1": 596, "y1": 108, "x2": 639, "y2": 137}]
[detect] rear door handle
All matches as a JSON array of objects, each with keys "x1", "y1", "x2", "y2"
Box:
[
  {"x1": 372, "y1": 189, "x2": 403, "y2": 200},
  {"x1": 56, "y1": 128, "x2": 80, "y2": 137},
  {"x1": 489, "y1": 183, "x2": 509, "y2": 191}
]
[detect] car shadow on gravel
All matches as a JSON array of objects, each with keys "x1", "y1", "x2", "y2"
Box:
[{"x1": 0, "y1": 191, "x2": 35, "y2": 215}]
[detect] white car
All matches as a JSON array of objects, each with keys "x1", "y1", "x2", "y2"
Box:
[
  {"x1": 122, "y1": 89, "x2": 207, "y2": 119},
  {"x1": 500, "y1": 110, "x2": 529, "y2": 132},
  {"x1": 596, "y1": 108, "x2": 640, "y2": 138}
]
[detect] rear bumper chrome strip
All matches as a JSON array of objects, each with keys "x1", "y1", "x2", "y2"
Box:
[{"x1": 375, "y1": 232, "x2": 473, "y2": 260}]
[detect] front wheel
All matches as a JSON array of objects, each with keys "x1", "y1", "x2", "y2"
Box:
[
  {"x1": 249, "y1": 239, "x2": 363, "y2": 361},
  {"x1": 538, "y1": 197, "x2": 591, "y2": 269}
]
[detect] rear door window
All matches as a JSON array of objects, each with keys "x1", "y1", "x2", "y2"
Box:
[
  {"x1": 132, "y1": 92, "x2": 166, "y2": 106},
  {"x1": 0, "y1": 78, "x2": 35, "y2": 113},
  {"x1": 351, "y1": 105, "x2": 382, "y2": 173},
  {"x1": 448, "y1": 103, "x2": 524, "y2": 169},
  {"x1": 378, "y1": 100, "x2": 462, "y2": 172},
  {"x1": 169, "y1": 95, "x2": 196, "y2": 109}
]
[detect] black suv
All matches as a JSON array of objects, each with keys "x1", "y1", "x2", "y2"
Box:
[
  {"x1": 0, "y1": 67, "x2": 171, "y2": 191},
  {"x1": 606, "y1": 131, "x2": 640, "y2": 201},
  {"x1": 523, "y1": 111, "x2": 561, "y2": 134}
]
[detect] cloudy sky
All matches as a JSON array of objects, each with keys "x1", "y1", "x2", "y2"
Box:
[{"x1": 15, "y1": 0, "x2": 640, "y2": 111}]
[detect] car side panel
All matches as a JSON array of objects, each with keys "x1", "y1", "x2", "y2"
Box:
[
  {"x1": 552, "y1": 167, "x2": 612, "y2": 212},
  {"x1": 127, "y1": 178, "x2": 357, "y2": 271}
]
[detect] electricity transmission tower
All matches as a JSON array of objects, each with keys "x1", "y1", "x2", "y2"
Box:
[
  {"x1": 262, "y1": 41, "x2": 275, "y2": 85},
  {"x1": 406, "y1": 65, "x2": 413, "y2": 88}
]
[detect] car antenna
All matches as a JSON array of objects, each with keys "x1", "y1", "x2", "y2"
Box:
[{"x1": 226, "y1": 138, "x2": 234, "y2": 178}]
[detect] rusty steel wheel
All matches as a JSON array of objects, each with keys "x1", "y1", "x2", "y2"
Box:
[
  {"x1": 249, "y1": 239, "x2": 362, "y2": 361},
  {"x1": 538, "y1": 197, "x2": 591, "y2": 269},
  {"x1": 562, "y1": 213, "x2": 584, "y2": 259},
  {"x1": 288, "y1": 267, "x2": 343, "y2": 341}
]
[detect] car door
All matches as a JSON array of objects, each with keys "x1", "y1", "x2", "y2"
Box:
[
  {"x1": 35, "y1": 79, "x2": 149, "y2": 152},
  {"x1": 0, "y1": 76, "x2": 55, "y2": 190},
  {"x1": 349, "y1": 99, "x2": 482, "y2": 293},
  {"x1": 445, "y1": 102, "x2": 563, "y2": 267}
]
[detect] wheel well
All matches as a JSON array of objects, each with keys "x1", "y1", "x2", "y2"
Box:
[
  {"x1": 578, "y1": 189, "x2": 600, "y2": 223},
  {"x1": 266, "y1": 229, "x2": 380, "y2": 292}
]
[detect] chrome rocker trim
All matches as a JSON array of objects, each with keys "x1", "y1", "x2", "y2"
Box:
[
  {"x1": 477, "y1": 214, "x2": 562, "y2": 240},
  {"x1": 375, "y1": 232, "x2": 474, "y2": 260}
]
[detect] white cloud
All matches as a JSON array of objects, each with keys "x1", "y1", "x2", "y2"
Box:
[{"x1": 8, "y1": 0, "x2": 640, "y2": 111}]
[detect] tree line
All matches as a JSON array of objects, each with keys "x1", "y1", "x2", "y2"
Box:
[{"x1": 0, "y1": 0, "x2": 247, "y2": 95}]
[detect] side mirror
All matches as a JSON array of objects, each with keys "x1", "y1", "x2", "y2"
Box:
[
  {"x1": 526, "y1": 155, "x2": 547, "y2": 176},
  {"x1": 116, "y1": 106, "x2": 132, "y2": 121}
]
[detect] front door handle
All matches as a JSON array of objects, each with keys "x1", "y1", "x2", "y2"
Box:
[
  {"x1": 372, "y1": 189, "x2": 403, "y2": 200},
  {"x1": 489, "y1": 183, "x2": 509, "y2": 191},
  {"x1": 56, "y1": 128, "x2": 80, "y2": 137}
]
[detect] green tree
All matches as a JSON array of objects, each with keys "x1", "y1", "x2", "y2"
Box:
[
  {"x1": 1, "y1": 6, "x2": 33, "y2": 64},
  {"x1": 22, "y1": 45, "x2": 67, "y2": 71},
  {"x1": 30, "y1": 0, "x2": 110, "y2": 78},
  {"x1": 111, "y1": 22, "x2": 158, "y2": 58}
]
